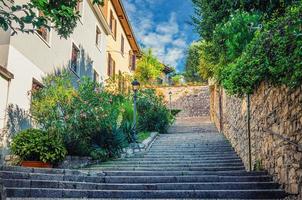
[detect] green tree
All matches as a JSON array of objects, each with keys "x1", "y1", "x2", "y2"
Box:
[
  {"x1": 134, "y1": 49, "x2": 164, "y2": 85},
  {"x1": 184, "y1": 42, "x2": 204, "y2": 82},
  {"x1": 0, "y1": 0, "x2": 103, "y2": 38},
  {"x1": 192, "y1": 0, "x2": 294, "y2": 40}
]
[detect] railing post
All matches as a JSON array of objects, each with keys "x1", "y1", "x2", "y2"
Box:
[{"x1": 247, "y1": 94, "x2": 252, "y2": 171}]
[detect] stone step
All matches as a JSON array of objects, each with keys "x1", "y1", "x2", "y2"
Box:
[
  {"x1": 145, "y1": 151, "x2": 237, "y2": 156},
  {"x1": 131, "y1": 155, "x2": 240, "y2": 159},
  {"x1": 138, "y1": 155, "x2": 239, "y2": 159},
  {"x1": 95, "y1": 163, "x2": 244, "y2": 168},
  {"x1": 0, "y1": 171, "x2": 272, "y2": 183},
  {"x1": 99, "y1": 170, "x2": 268, "y2": 177},
  {"x1": 0, "y1": 166, "x2": 87, "y2": 176},
  {"x1": 104, "y1": 159, "x2": 243, "y2": 165},
  {"x1": 148, "y1": 150, "x2": 236, "y2": 153},
  {"x1": 85, "y1": 166, "x2": 246, "y2": 172},
  {"x1": 5, "y1": 188, "x2": 286, "y2": 199},
  {"x1": 3, "y1": 179, "x2": 280, "y2": 190}
]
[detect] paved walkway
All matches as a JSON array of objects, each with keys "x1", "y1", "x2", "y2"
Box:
[
  {"x1": 2, "y1": 117, "x2": 286, "y2": 199},
  {"x1": 82, "y1": 117, "x2": 285, "y2": 199}
]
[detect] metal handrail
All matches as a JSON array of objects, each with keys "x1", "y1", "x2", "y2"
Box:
[{"x1": 262, "y1": 128, "x2": 302, "y2": 151}]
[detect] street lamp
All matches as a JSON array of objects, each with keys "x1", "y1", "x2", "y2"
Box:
[
  {"x1": 131, "y1": 79, "x2": 140, "y2": 143},
  {"x1": 169, "y1": 91, "x2": 172, "y2": 112}
]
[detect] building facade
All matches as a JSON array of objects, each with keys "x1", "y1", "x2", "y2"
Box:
[
  {"x1": 101, "y1": 0, "x2": 140, "y2": 79},
  {"x1": 0, "y1": 0, "x2": 140, "y2": 161}
]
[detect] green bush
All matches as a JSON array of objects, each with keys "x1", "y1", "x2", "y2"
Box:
[
  {"x1": 10, "y1": 129, "x2": 67, "y2": 164},
  {"x1": 31, "y1": 73, "x2": 129, "y2": 158},
  {"x1": 89, "y1": 147, "x2": 109, "y2": 161},
  {"x1": 137, "y1": 89, "x2": 173, "y2": 133},
  {"x1": 222, "y1": 3, "x2": 302, "y2": 96}
]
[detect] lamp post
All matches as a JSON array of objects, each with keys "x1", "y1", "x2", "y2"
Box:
[
  {"x1": 169, "y1": 91, "x2": 172, "y2": 112},
  {"x1": 131, "y1": 79, "x2": 140, "y2": 143}
]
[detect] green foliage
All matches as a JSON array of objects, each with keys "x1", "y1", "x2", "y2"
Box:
[
  {"x1": 171, "y1": 74, "x2": 183, "y2": 86},
  {"x1": 135, "y1": 49, "x2": 164, "y2": 85},
  {"x1": 184, "y1": 42, "x2": 204, "y2": 82},
  {"x1": 171, "y1": 109, "x2": 181, "y2": 117},
  {"x1": 10, "y1": 129, "x2": 67, "y2": 164},
  {"x1": 192, "y1": 0, "x2": 301, "y2": 96},
  {"x1": 120, "y1": 99, "x2": 135, "y2": 143},
  {"x1": 31, "y1": 72, "x2": 129, "y2": 157},
  {"x1": 137, "y1": 131, "x2": 150, "y2": 143},
  {"x1": 222, "y1": 3, "x2": 302, "y2": 96},
  {"x1": 137, "y1": 89, "x2": 173, "y2": 133},
  {"x1": 0, "y1": 0, "x2": 104, "y2": 38},
  {"x1": 89, "y1": 147, "x2": 108, "y2": 161},
  {"x1": 192, "y1": 0, "x2": 294, "y2": 41}
]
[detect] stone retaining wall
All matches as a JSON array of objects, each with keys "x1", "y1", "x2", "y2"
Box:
[
  {"x1": 157, "y1": 86, "x2": 210, "y2": 118},
  {"x1": 210, "y1": 82, "x2": 302, "y2": 198}
]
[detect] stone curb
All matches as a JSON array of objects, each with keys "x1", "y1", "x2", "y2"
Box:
[{"x1": 120, "y1": 132, "x2": 159, "y2": 158}]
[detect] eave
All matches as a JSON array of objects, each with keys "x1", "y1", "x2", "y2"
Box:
[{"x1": 111, "y1": 0, "x2": 141, "y2": 55}]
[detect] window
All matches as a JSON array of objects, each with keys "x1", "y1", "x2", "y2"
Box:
[
  {"x1": 96, "y1": 26, "x2": 102, "y2": 49},
  {"x1": 36, "y1": 11, "x2": 50, "y2": 43},
  {"x1": 109, "y1": 10, "x2": 117, "y2": 39},
  {"x1": 121, "y1": 35, "x2": 124, "y2": 55},
  {"x1": 75, "y1": 0, "x2": 83, "y2": 13},
  {"x1": 71, "y1": 43, "x2": 80, "y2": 74},
  {"x1": 130, "y1": 53, "x2": 136, "y2": 71},
  {"x1": 107, "y1": 53, "x2": 116, "y2": 77},
  {"x1": 93, "y1": 70, "x2": 99, "y2": 82},
  {"x1": 30, "y1": 78, "x2": 43, "y2": 107}
]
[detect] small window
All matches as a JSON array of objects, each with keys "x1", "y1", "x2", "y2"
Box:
[
  {"x1": 109, "y1": 10, "x2": 117, "y2": 39},
  {"x1": 107, "y1": 53, "x2": 116, "y2": 77},
  {"x1": 121, "y1": 35, "x2": 125, "y2": 55},
  {"x1": 131, "y1": 54, "x2": 136, "y2": 71},
  {"x1": 75, "y1": 1, "x2": 83, "y2": 13},
  {"x1": 36, "y1": 11, "x2": 50, "y2": 42},
  {"x1": 128, "y1": 50, "x2": 133, "y2": 69},
  {"x1": 71, "y1": 43, "x2": 80, "y2": 74},
  {"x1": 93, "y1": 70, "x2": 99, "y2": 82},
  {"x1": 96, "y1": 26, "x2": 102, "y2": 49}
]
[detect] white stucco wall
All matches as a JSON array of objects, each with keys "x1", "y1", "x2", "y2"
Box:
[
  {"x1": 10, "y1": 0, "x2": 109, "y2": 81},
  {"x1": 0, "y1": 76, "x2": 9, "y2": 131},
  {"x1": 0, "y1": 0, "x2": 111, "y2": 141},
  {"x1": 6, "y1": 46, "x2": 45, "y2": 110}
]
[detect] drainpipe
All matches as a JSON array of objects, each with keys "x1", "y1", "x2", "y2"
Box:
[
  {"x1": 219, "y1": 87, "x2": 223, "y2": 133},
  {"x1": 247, "y1": 94, "x2": 252, "y2": 171}
]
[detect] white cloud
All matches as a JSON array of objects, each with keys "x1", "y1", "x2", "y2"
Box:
[{"x1": 122, "y1": 0, "x2": 188, "y2": 68}]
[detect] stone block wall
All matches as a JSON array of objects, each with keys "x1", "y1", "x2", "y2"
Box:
[
  {"x1": 210, "y1": 82, "x2": 302, "y2": 198},
  {"x1": 157, "y1": 86, "x2": 210, "y2": 118}
]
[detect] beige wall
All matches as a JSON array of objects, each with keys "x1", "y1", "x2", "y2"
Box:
[{"x1": 106, "y1": 0, "x2": 133, "y2": 78}]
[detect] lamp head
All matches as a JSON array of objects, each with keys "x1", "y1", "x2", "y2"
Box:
[{"x1": 131, "y1": 79, "x2": 140, "y2": 91}]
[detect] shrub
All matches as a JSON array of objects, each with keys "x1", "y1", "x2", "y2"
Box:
[
  {"x1": 89, "y1": 147, "x2": 109, "y2": 161},
  {"x1": 222, "y1": 2, "x2": 302, "y2": 96},
  {"x1": 31, "y1": 73, "x2": 129, "y2": 158},
  {"x1": 10, "y1": 129, "x2": 67, "y2": 164},
  {"x1": 137, "y1": 89, "x2": 174, "y2": 133}
]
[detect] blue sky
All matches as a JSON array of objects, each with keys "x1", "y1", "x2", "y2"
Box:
[{"x1": 122, "y1": 0, "x2": 198, "y2": 72}]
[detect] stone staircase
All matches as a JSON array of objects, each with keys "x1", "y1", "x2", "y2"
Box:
[{"x1": 0, "y1": 118, "x2": 287, "y2": 199}]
